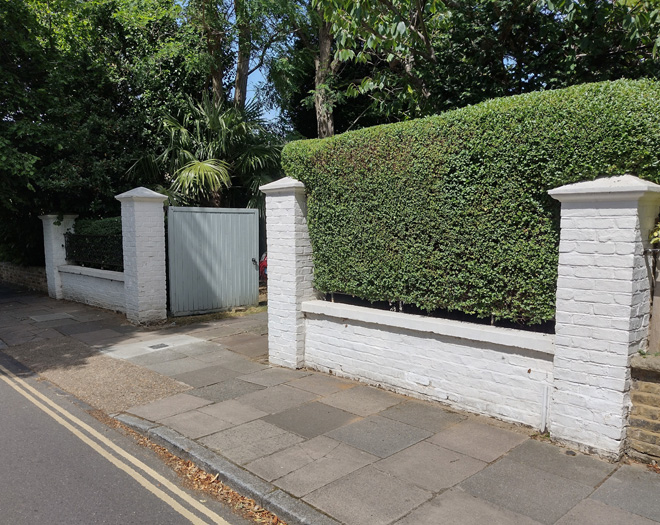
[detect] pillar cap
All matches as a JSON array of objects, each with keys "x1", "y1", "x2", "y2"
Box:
[
  {"x1": 260, "y1": 177, "x2": 305, "y2": 195},
  {"x1": 549, "y1": 174, "x2": 660, "y2": 203},
  {"x1": 115, "y1": 187, "x2": 167, "y2": 203}
]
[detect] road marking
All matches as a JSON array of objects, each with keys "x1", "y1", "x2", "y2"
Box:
[{"x1": 0, "y1": 364, "x2": 231, "y2": 525}]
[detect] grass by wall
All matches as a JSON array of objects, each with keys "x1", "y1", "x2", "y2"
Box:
[{"x1": 282, "y1": 80, "x2": 660, "y2": 325}]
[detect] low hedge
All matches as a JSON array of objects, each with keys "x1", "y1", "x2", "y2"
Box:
[
  {"x1": 74, "y1": 217, "x2": 122, "y2": 236},
  {"x1": 282, "y1": 79, "x2": 660, "y2": 325}
]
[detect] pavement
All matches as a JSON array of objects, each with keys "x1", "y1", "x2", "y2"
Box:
[{"x1": 2, "y1": 282, "x2": 660, "y2": 525}]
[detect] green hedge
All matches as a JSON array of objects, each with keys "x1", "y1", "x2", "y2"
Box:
[
  {"x1": 282, "y1": 80, "x2": 660, "y2": 325},
  {"x1": 74, "y1": 217, "x2": 122, "y2": 236}
]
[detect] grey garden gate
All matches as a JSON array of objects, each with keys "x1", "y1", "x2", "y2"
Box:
[{"x1": 167, "y1": 207, "x2": 259, "y2": 316}]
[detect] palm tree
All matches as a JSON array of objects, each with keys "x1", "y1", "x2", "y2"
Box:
[{"x1": 131, "y1": 93, "x2": 282, "y2": 212}]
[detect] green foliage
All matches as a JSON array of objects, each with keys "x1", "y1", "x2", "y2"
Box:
[
  {"x1": 133, "y1": 94, "x2": 283, "y2": 212},
  {"x1": 283, "y1": 80, "x2": 660, "y2": 324},
  {"x1": 74, "y1": 217, "x2": 123, "y2": 236}
]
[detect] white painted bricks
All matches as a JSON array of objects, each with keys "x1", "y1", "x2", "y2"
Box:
[
  {"x1": 116, "y1": 187, "x2": 168, "y2": 324},
  {"x1": 39, "y1": 214, "x2": 77, "y2": 299},
  {"x1": 59, "y1": 266, "x2": 125, "y2": 312},
  {"x1": 549, "y1": 175, "x2": 660, "y2": 457},
  {"x1": 261, "y1": 178, "x2": 317, "y2": 367}
]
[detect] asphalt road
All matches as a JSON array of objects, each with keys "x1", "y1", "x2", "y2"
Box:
[{"x1": 0, "y1": 354, "x2": 250, "y2": 525}]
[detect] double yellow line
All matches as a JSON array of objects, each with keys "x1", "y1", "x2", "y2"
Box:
[{"x1": 0, "y1": 363, "x2": 230, "y2": 525}]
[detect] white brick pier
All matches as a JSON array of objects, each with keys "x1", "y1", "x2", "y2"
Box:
[{"x1": 263, "y1": 175, "x2": 660, "y2": 458}]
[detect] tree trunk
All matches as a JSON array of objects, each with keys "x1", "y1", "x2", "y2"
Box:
[
  {"x1": 314, "y1": 18, "x2": 334, "y2": 138},
  {"x1": 234, "y1": 0, "x2": 250, "y2": 109}
]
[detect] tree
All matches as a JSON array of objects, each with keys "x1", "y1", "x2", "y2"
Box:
[{"x1": 134, "y1": 94, "x2": 282, "y2": 212}]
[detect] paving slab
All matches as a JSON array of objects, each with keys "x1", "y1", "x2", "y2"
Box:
[
  {"x1": 144, "y1": 357, "x2": 211, "y2": 377},
  {"x1": 326, "y1": 415, "x2": 432, "y2": 458},
  {"x1": 304, "y1": 465, "x2": 431, "y2": 525},
  {"x1": 29, "y1": 312, "x2": 74, "y2": 322},
  {"x1": 239, "y1": 367, "x2": 310, "y2": 387},
  {"x1": 460, "y1": 457, "x2": 594, "y2": 525},
  {"x1": 127, "y1": 349, "x2": 187, "y2": 366},
  {"x1": 286, "y1": 373, "x2": 356, "y2": 396},
  {"x1": 245, "y1": 435, "x2": 343, "y2": 482},
  {"x1": 101, "y1": 335, "x2": 204, "y2": 359},
  {"x1": 56, "y1": 321, "x2": 111, "y2": 336},
  {"x1": 394, "y1": 488, "x2": 542, "y2": 525},
  {"x1": 235, "y1": 384, "x2": 318, "y2": 414},
  {"x1": 215, "y1": 333, "x2": 268, "y2": 359},
  {"x1": 168, "y1": 341, "x2": 232, "y2": 357},
  {"x1": 374, "y1": 440, "x2": 487, "y2": 491},
  {"x1": 158, "y1": 410, "x2": 232, "y2": 439},
  {"x1": 591, "y1": 464, "x2": 660, "y2": 521},
  {"x1": 189, "y1": 379, "x2": 266, "y2": 403},
  {"x1": 173, "y1": 365, "x2": 241, "y2": 388},
  {"x1": 263, "y1": 401, "x2": 361, "y2": 439},
  {"x1": 210, "y1": 355, "x2": 268, "y2": 374},
  {"x1": 505, "y1": 439, "x2": 616, "y2": 487},
  {"x1": 200, "y1": 419, "x2": 304, "y2": 465},
  {"x1": 69, "y1": 328, "x2": 124, "y2": 345},
  {"x1": 428, "y1": 419, "x2": 528, "y2": 462},
  {"x1": 273, "y1": 441, "x2": 378, "y2": 497},
  {"x1": 320, "y1": 385, "x2": 404, "y2": 416},
  {"x1": 555, "y1": 498, "x2": 657, "y2": 525},
  {"x1": 128, "y1": 393, "x2": 212, "y2": 421},
  {"x1": 379, "y1": 399, "x2": 466, "y2": 433},
  {"x1": 198, "y1": 399, "x2": 268, "y2": 426}
]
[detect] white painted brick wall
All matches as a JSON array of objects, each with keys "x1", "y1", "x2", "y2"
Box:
[
  {"x1": 39, "y1": 214, "x2": 77, "y2": 299},
  {"x1": 116, "y1": 188, "x2": 168, "y2": 324},
  {"x1": 548, "y1": 175, "x2": 660, "y2": 457},
  {"x1": 303, "y1": 301, "x2": 554, "y2": 428},
  {"x1": 261, "y1": 178, "x2": 318, "y2": 368},
  {"x1": 59, "y1": 266, "x2": 125, "y2": 312}
]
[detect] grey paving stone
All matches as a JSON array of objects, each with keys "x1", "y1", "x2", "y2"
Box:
[
  {"x1": 591, "y1": 464, "x2": 660, "y2": 522},
  {"x1": 145, "y1": 357, "x2": 210, "y2": 376},
  {"x1": 274, "y1": 442, "x2": 378, "y2": 497},
  {"x1": 127, "y1": 393, "x2": 212, "y2": 421},
  {"x1": 263, "y1": 402, "x2": 361, "y2": 439},
  {"x1": 394, "y1": 488, "x2": 542, "y2": 525},
  {"x1": 198, "y1": 399, "x2": 268, "y2": 425},
  {"x1": 460, "y1": 457, "x2": 593, "y2": 525},
  {"x1": 235, "y1": 384, "x2": 318, "y2": 414},
  {"x1": 158, "y1": 410, "x2": 232, "y2": 439},
  {"x1": 127, "y1": 349, "x2": 187, "y2": 366},
  {"x1": 69, "y1": 328, "x2": 123, "y2": 345},
  {"x1": 172, "y1": 341, "x2": 231, "y2": 357},
  {"x1": 200, "y1": 419, "x2": 304, "y2": 465},
  {"x1": 374, "y1": 441, "x2": 487, "y2": 491},
  {"x1": 245, "y1": 435, "x2": 342, "y2": 482},
  {"x1": 56, "y1": 321, "x2": 108, "y2": 335},
  {"x1": 379, "y1": 399, "x2": 466, "y2": 433},
  {"x1": 213, "y1": 355, "x2": 268, "y2": 374},
  {"x1": 555, "y1": 498, "x2": 657, "y2": 525},
  {"x1": 189, "y1": 379, "x2": 266, "y2": 403},
  {"x1": 304, "y1": 465, "x2": 431, "y2": 525},
  {"x1": 505, "y1": 439, "x2": 616, "y2": 487},
  {"x1": 29, "y1": 312, "x2": 74, "y2": 322},
  {"x1": 214, "y1": 333, "x2": 268, "y2": 358},
  {"x1": 428, "y1": 419, "x2": 528, "y2": 462},
  {"x1": 320, "y1": 385, "x2": 404, "y2": 416},
  {"x1": 173, "y1": 365, "x2": 241, "y2": 388},
  {"x1": 286, "y1": 373, "x2": 356, "y2": 396},
  {"x1": 326, "y1": 415, "x2": 432, "y2": 458},
  {"x1": 239, "y1": 367, "x2": 310, "y2": 387}
]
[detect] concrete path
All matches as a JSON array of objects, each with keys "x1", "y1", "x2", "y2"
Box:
[{"x1": 2, "y1": 283, "x2": 660, "y2": 525}]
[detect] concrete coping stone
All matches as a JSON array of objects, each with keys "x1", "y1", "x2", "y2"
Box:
[
  {"x1": 260, "y1": 177, "x2": 305, "y2": 195},
  {"x1": 115, "y1": 186, "x2": 168, "y2": 202},
  {"x1": 117, "y1": 415, "x2": 338, "y2": 525},
  {"x1": 549, "y1": 174, "x2": 660, "y2": 203},
  {"x1": 631, "y1": 354, "x2": 660, "y2": 373},
  {"x1": 58, "y1": 264, "x2": 125, "y2": 282},
  {"x1": 302, "y1": 300, "x2": 555, "y2": 356}
]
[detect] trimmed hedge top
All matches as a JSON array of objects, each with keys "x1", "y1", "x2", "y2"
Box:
[
  {"x1": 74, "y1": 217, "x2": 122, "y2": 236},
  {"x1": 282, "y1": 80, "x2": 660, "y2": 324}
]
